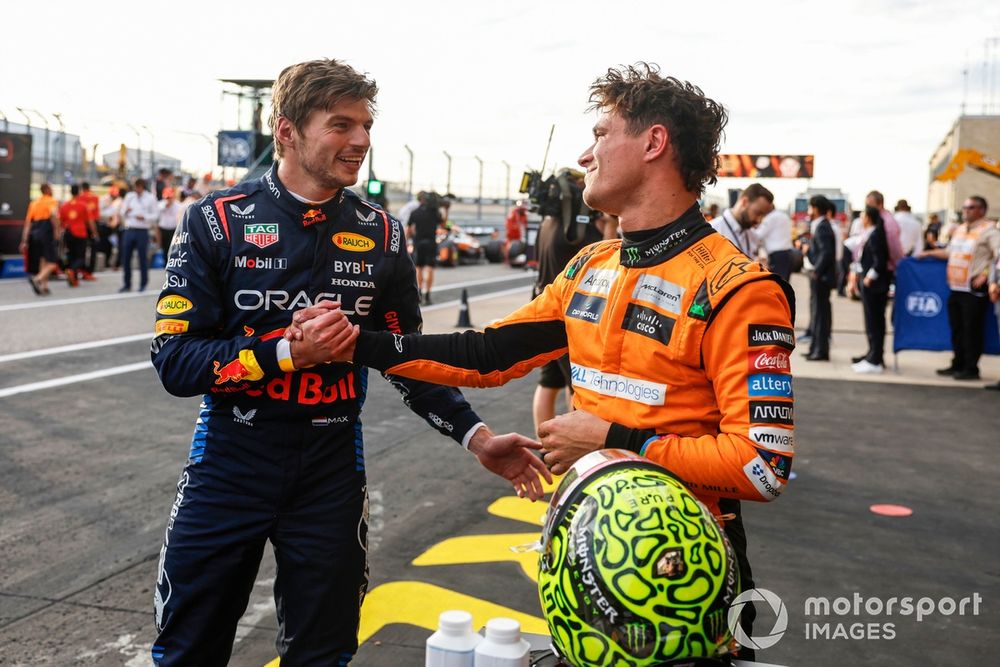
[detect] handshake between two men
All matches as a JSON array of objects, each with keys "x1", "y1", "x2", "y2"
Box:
[{"x1": 282, "y1": 301, "x2": 614, "y2": 501}]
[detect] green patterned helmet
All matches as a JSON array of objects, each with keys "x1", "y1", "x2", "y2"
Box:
[{"x1": 537, "y1": 450, "x2": 739, "y2": 666}]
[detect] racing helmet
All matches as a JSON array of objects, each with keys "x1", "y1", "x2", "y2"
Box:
[{"x1": 537, "y1": 450, "x2": 739, "y2": 666}]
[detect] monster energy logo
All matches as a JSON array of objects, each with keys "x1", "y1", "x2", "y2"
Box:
[
  {"x1": 622, "y1": 622, "x2": 650, "y2": 653},
  {"x1": 689, "y1": 303, "x2": 706, "y2": 317},
  {"x1": 624, "y1": 246, "x2": 640, "y2": 265},
  {"x1": 706, "y1": 607, "x2": 726, "y2": 640}
]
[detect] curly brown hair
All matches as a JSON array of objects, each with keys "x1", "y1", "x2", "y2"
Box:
[
  {"x1": 588, "y1": 63, "x2": 727, "y2": 195},
  {"x1": 269, "y1": 59, "x2": 379, "y2": 159}
]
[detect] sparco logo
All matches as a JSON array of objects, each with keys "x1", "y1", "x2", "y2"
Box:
[
  {"x1": 428, "y1": 413, "x2": 454, "y2": 432},
  {"x1": 201, "y1": 204, "x2": 224, "y2": 241},
  {"x1": 749, "y1": 349, "x2": 791, "y2": 371},
  {"x1": 234, "y1": 256, "x2": 287, "y2": 270},
  {"x1": 389, "y1": 220, "x2": 401, "y2": 253},
  {"x1": 905, "y1": 291, "x2": 942, "y2": 317},
  {"x1": 234, "y1": 290, "x2": 373, "y2": 316},
  {"x1": 264, "y1": 170, "x2": 280, "y2": 198}
]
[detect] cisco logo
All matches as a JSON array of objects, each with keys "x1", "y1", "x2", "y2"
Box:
[{"x1": 905, "y1": 291, "x2": 942, "y2": 318}]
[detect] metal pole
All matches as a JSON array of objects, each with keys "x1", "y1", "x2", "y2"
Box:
[
  {"x1": 404, "y1": 144, "x2": 414, "y2": 198},
  {"x1": 142, "y1": 125, "x2": 155, "y2": 179},
  {"x1": 52, "y1": 112, "x2": 66, "y2": 197},
  {"x1": 501, "y1": 160, "x2": 511, "y2": 217},
  {"x1": 16, "y1": 108, "x2": 33, "y2": 181},
  {"x1": 25, "y1": 109, "x2": 51, "y2": 184},
  {"x1": 92, "y1": 143, "x2": 99, "y2": 181},
  {"x1": 0, "y1": 109, "x2": 7, "y2": 131},
  {"x1": 442, "y1": 151, "x2": 452, "y2": 196},
  {"x1": 198, "y1": 133, "x2": 215, "y2": 175},
  {"x1": 127, "y1": 123, "x2": 142, "y2": 179},
  {"x1": 474, "y1": 155, "x2": 484, "y2": 221}
]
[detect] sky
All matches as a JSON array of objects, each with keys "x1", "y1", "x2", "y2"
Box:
[{"x1": 3, "y1": 0, "x2": 1000, "y2": 212}]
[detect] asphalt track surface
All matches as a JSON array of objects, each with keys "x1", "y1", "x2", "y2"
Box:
[{"x1": 1, "y1": 264, "x2": 996, "y2": 666}]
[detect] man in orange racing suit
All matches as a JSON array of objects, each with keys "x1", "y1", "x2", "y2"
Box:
[{"x1": 294, "y1": 63, "x2": 794, "y2": 659}]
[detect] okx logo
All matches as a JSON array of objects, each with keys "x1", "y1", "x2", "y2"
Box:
[{"x1": 728, "y1": 587, "x2": 788, "y2": 650}]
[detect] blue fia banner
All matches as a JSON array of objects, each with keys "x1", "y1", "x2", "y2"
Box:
[{"x1": 892, "y1": 257, "x2": 1000, "y2": 354}]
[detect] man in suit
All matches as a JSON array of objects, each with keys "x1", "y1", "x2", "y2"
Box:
[{"x1": 803, "y1": 195, "x2": 837, "y2": 360}]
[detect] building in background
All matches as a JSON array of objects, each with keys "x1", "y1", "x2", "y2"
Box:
[{"x1": 928, "y1": 115, "x2": 1000, "y2": 222}]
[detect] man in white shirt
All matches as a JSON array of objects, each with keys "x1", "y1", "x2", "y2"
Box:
[
  {"x1": 755, "y1": 208, "x2": 794, "y2": 280},
  {"x1": 894, "y1": 199, "x2": 923, "y2": 257},
  {"x1": 118, "y1": 178, "x2": 159, "y2": 292},
  {"x1": 396, "y1": 190, "x2": 425, "y2": 230},
  {"x1": 709, "y1": 182, "x2": 774, "y2": 258}
]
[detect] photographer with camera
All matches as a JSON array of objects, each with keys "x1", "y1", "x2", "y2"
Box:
[{"x1": 529, "y1": 167, "x2": 616, "y2": 433}]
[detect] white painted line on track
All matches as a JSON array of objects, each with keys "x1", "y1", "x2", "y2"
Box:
[
  {"x1": 434, "y1": 271, "x2": 535, "y2": 292},
  {"x1": 0, "y1": 290, "x2": 156, "y2": 312},
  {"x1": 422, "y1": 285, "x2": 532, "y2": 312},
  {"x1": 0, "y1": 361, "x2": 153, "y2": 399},
  {"x1": 0, "y1": 333, "x2": 151, "y2": 363}
]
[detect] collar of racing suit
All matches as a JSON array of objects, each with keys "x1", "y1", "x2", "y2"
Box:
[
  {"x1": 619, "y1": 203, "x2": 715, "y2": 268},
  {"x1": 261, "y1": 163, "x2": 350, "y2": 227}
]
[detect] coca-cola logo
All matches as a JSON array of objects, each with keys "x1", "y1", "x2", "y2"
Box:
[{"x1": 749, "y1": 348, "x2": 790, "y2": 371}]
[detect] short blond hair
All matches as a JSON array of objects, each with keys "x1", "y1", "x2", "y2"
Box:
[{"x1": 269, "y1": 59, "x2": 378, "y2": 159}]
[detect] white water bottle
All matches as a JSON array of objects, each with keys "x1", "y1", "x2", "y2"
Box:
[
  {"x1": 426, "y1": 610, "x2": 482, "y2": 667},
  {"x1": 473, "y1": 617, "x2": 530, "y2": 667}
]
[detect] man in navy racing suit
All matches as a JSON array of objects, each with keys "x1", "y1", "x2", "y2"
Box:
[{"x1": 148, "y1": 59, "x2": 549, "y2": 666}]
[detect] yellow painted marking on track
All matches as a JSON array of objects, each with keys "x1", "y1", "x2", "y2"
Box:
[
  {"x1": 264, "y1": 486, "x2": 562, "y2": 666},
  {"x1": 487, "y1": 496, "x2": 548, "y2": 526},
  {"x1": 358, "y1": 580, "x2": 548, "y2": 643},
  {"x1": 412, "y1": 532, "x2": 542, "y2": 582}
]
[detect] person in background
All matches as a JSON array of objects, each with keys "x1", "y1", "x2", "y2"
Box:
[
  {"x1": 920, "y1": 196, "x2": 1000, "y2": 381},
  {"x1": 505, "y1": 199, "x2": 529, "y2": 262},
  {"x1": 118, "y1": 178, "x2": 158, "y2": 292},
  {"x1": 709, "y1": 183, "x2": 773, "y2": 257},
  {"x1": 154, "y1": 168, "x2": 174, "y2": 200},
  {"x1": 987, "y1": 252, "x2": 1000, "y2": 391},
  {"x1": 79, "y1": 182, "x2": 100, "y2": 280},
  {"x1": 756, "y1": 207, "x2": 794, "y2": 281},
  {"x1": 155, "y1": 188, "x2": 183, "y2": 254},
  {"x1": 407, "y1": 191, "x2": 442, "y2": 304},
  {"x1": 866, "y1": 190, "x2": 903, "y2": 270},
  {"x1": 802, "y1": 195, "x2": 837, "y2": 361},
  {"x1": 851, "y1": 206, "x2": 891, "y2": 374},
  {"x1": 180, "y1": 176, "x2": 200, "y2": 200},
  {"x1": 20, "y1": 183, "x2": 61, "y2": 295},
  {"x1": 99, "y1": 185, "x2": 125, "y2": 270},
  {"x1": 925, "y1": 212, "x2": 943, "y2": 249},
  {"x1": 59, "y1": 184, "x2": 95, "y2": 287},
  {"x1": 396, "y1": 190, "x2": 425, "y2": 228},
  {"x1": 894, "y1": 199, "x2": 922, "y2": 257}
]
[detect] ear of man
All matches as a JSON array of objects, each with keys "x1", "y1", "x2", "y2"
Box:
[{"x1": 643, "y1": 124, "x2": 670, "y2": 163}]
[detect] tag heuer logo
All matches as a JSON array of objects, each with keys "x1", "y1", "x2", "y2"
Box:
[
  {"x1": 244, "y1": 223, "x2": 279, "y2": 248},
  {"x1": 231, "y1": 203, "x2": 255, "y2": 217}
]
